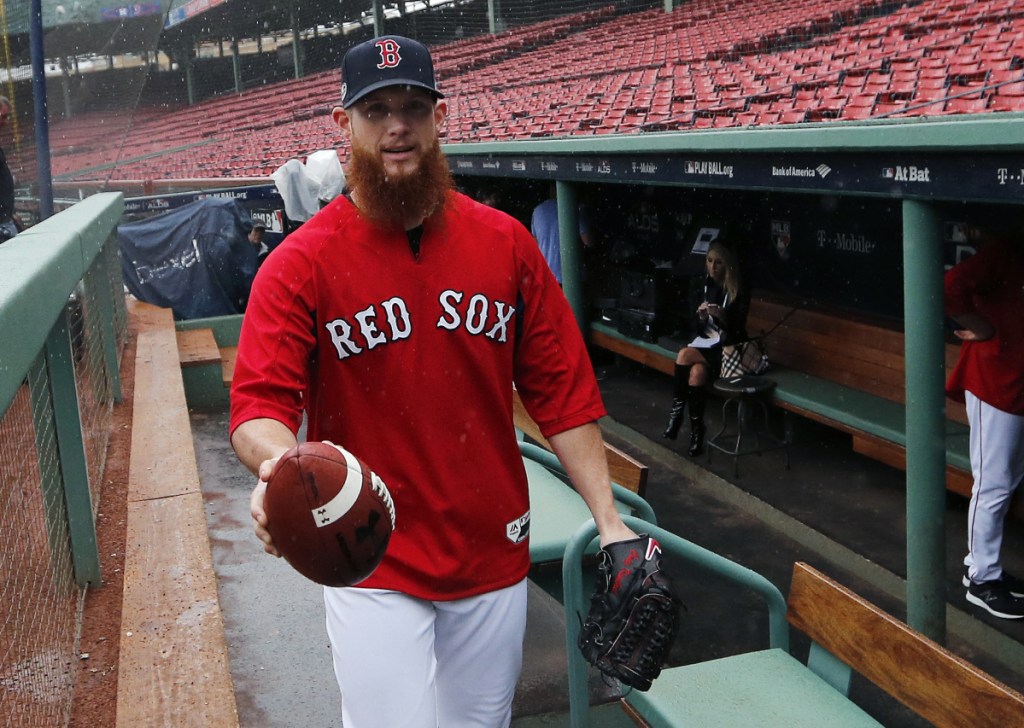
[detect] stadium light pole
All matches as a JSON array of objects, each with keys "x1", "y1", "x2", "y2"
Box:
[
  {"x1": 372, "y1": 1, "x2": 385, "y2": 36},
  {"x1": 29, "y1": 0, "x2": 54, "y2": 219},
  {"x1": 488, "y1": 0, "x2": 501, "y2": 34},
  {"x1": 289, "y1": 2, "x2": 302, "y2": 79}
]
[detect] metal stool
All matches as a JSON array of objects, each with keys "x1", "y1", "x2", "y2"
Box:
[{"x1": 707, "y1": 375, "x2": 789, "y2": 477}]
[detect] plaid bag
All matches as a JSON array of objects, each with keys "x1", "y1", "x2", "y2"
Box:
[{"x1": 720, "y1": 338, "x2": 769, "y2": 378}]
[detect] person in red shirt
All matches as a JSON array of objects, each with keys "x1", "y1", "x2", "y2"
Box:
[
  {"x1": 229, "y1": 35, "x2": 636, "y2": 726},
  {"x1": 945, "y1": 223, "x2": 1024, "y2": 620}
]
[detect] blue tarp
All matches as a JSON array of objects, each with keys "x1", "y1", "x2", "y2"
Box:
[{"x1": 119, "y1": 197, "x2": 258, "y2": 320}]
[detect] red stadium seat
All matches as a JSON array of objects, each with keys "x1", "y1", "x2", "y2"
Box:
[
  {"x1": 47, "y1": 0, "x2": 1024, "y2": 181},
  {"x1": 913, "y1": 87, "x2": 950, "y2": 108},
  {"x1": 917, "y1": 76, "x2": 947, "y2": 90},
  {"x1": 994, "y1": 80, "x2": 1024, "y2": 96},
  {"x1": 778, "y1": 110, "x2": 807, "y2": 124},
  {"x1": 944, "y1": 97, "x2": 990, "y2": 114},
  {"x1": 990, "y1": 95, "x2": 1024, "y2": 112},
  {"x1": 841, "y1": 105, "x2": 875, "y2": 120},
  {"x1": 846, "y1": 93, "x2": 877, "y2": 108},
  {"x1": 946, "y1": 82, "x2": 988, "y2": 99},
  {"x1": 872, "y1": 101, "x2": 906, "y2": 117}
]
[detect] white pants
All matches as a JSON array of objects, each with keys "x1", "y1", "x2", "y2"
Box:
[
  {"x1": 323, "y1": 579, "x2": 528, "y2": 728},
  {"x1": 964, "y1": 391, "x2": 1024, "y2": 583}
]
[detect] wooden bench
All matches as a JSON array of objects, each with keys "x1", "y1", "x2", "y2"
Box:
[
  {"x1": 121, "y1": 301, "x2": 239, "y2": 726},
  {"x1": 563, "y1": 517, "x2": 1024, "y2": 728},
  {"x1": 744, "y1": 296, "x2": 972, "y2": 492},
  {"x1": 513, "y1": 388, "x2": 648, "y2": 497},
  {"x1": 175, "y1": 328, "x2": 221, "y2": 368},
  {"x1": 590, "y1": 292, "x2": 977, "y2": 501},
  {"x1": 220, "y1": 345, "x2": 238, "y2": 387},
  {"x1": 172, "y1": 327, "x2": 237, "y2": 388},
  {"x1": 171, "y1": 315, "x2": 245, "y2": 395}
]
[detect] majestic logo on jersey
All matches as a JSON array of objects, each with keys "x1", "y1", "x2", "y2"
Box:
[
  {"x1": 323, "y1": 291, "x2": 517, "y2": 361},
  {"x1": 506, "y1": 511, "x2": 530, "y2": 544},
  {"x1": 375, "y1": 39, "x2": 402, "y2": 69}
]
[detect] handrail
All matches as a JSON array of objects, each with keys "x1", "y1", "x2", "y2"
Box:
[
  {"x1": 0, "y1": 192, "x2": 124, "y2": 413},
  {"x1": 517, "y1": 439, "x2": 657, "y2": 523},
  {"x1": 563, "y1": 516, "x2": 789, "y2": 728}
]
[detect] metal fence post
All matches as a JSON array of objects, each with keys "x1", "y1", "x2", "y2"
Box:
[
  {"x1": 44, "y1": 305, "x2": 101, "y2": 587},
  {"x1": 902, "y1": 199, "x2": 946, "y2": 643},
  {"x1": 556, "y1": 180, "x2": 585, "y2": 332},
  {"x1": 92, "y1": 238, "x2": 123, "y2": 403},
  {"x1": 26, "y1": 352, "x2": 74, "y2": 591}
]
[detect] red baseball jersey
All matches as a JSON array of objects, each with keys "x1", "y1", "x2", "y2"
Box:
[
  {"x1": 945, "y1": 239, "x2": 1024, "y2": 415},
  {"x1": 230, "y1": 191, "x2": 605, "y2": 599}
]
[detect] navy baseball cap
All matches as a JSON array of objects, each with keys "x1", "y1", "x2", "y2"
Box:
[{"x1": 340, "y1": 35, "x2": 443, "y2": 108}]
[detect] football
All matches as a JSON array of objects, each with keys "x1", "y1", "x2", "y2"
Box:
[{"x1": 264, "y1": 441, "x2": 395, "y2": 587}]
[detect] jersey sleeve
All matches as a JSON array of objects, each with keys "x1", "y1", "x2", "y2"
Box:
[
  {"x1": 229, "y1": 239, "x2": 318, "y2": 438},
  {"x1": 511, "y1": 220, "x2": 606, "y2": 437},
  {"x1": 944, "y1": 244, "x2": 1006, "y2": 318}
]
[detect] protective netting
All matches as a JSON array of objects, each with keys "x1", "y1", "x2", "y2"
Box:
[
  {"x1": 0, "y1": 238, "x2": 126, "y2": 726},
  {"x1": 0, "y1": 367, "x2": 79, "y2": 728},
  {"x1": 75, "y1": 267, "x2": 115, "y2": 512}
]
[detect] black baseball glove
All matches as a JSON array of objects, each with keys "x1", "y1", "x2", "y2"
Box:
[{"x1": 577, "y1": 534, "x2": 681, "y2": 691}]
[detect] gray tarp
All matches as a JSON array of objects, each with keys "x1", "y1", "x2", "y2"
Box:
[{"x1": 119, "y1": 197, "x2": 258, "y2": 320}]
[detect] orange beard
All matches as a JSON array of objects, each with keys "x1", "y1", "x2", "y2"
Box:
[{"x1": 346, "y1": 139, "x2": 454, "y2": 229}]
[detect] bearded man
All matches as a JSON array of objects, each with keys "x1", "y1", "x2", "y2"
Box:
[{"x1": 229, "y1": 35, "x2": 635, "y2": 727}]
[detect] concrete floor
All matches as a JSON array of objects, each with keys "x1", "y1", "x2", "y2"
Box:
[
  {"x1": 191, "y1": 411, "x2": 343, "y2": 727},
  {"x1": 190, "y1": 355, "x2": 1024, "y2": 727}
]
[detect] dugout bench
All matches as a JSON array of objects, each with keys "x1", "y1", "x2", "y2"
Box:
[
  {"x1": 127, "y1": 301, "x2": 239, "y2": 726},
  {"x1": 563, "y1": 516, "x2": 1024, "y2": 728},
  {"x1": 589, "y1": 292, "x2": 996, "y2": 510}
]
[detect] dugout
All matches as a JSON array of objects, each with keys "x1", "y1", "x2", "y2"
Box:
[{"x1": 445, "y1": 112, "x2": 1024, "y2": 642}]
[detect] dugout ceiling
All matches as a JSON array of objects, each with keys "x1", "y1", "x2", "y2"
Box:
[{"x1": 443, "y1": 114, "x2": 1024, "y2": 205}]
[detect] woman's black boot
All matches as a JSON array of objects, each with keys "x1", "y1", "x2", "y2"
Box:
[
  {"x1": 688, "y1": 419, "x2": 706, "y2": 456},
  {"x1": 687, "y1": 387, "x2": 708, "y2": 456},
  {"x1": 662, "y1": 364, "x2": 691, "y2": 440},
  {"x1": 663, "y1": 399, "x2": 686, "y2": 440}
]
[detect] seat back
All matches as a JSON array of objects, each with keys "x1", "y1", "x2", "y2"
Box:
[
  {"x1": 747, "y1": 294, "x2": 968, "y2": 425},
  {"x1": 563, "y1": 516, "x2": 789, "y2": 728},
  {"x1": 787, "y1": 562, "x2": 1024, "y2": 728},
  {"x1": 513, "y1": 388, "x2": 649, "y2": 495}
]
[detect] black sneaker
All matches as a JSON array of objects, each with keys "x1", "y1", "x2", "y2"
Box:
[
  {"x1": 962, "y1": 568, "x2": 1024, "y2": 597},
  {"x1": 966, "y1": 579, "x2": 1024, "y2": 619}
]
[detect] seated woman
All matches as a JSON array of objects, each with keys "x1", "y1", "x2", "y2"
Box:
[{"x1": 663, "y1": 240, "x2": 749, "y2": 456}]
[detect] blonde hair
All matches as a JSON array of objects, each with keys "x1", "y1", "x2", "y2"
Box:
[{"x1": 707, "y1": 240, "x2": 741, "y2": 303}]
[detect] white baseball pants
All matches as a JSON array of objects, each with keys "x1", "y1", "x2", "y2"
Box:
[
  {"x1": 323, "y1": 578, "x2": 528, "y2": 728},
  {"x1": 964, "y1": 391, "x2": 1024, "y2": 584}
]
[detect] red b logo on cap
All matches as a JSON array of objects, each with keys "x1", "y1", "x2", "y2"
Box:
[{"x1": 375, "y1": 39, "x2": 401, "y2": 69}]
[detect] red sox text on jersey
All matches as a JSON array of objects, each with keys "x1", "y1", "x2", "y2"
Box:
[{"x1": 323, "y1": 290, "x2": 517, "y2": 359}]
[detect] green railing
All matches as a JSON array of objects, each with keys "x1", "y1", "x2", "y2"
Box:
[{"x1": 0, "y1": 193, "x2": 126, "y2": 726}]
